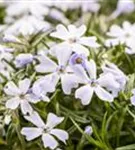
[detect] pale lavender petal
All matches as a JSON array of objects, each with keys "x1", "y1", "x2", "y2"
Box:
[
  {"x1": 50, "y1": 129, "x2": 69, "y2": 144},
  {"x1": 24, "y1": 111, "x2": 45, "y2": 128},
  {"x1": 46, "y1": 113, "x2": 64, "y2": 129},
  {"x1": 6, "y1": 97, "x2": 20, "y2": 109},
  {"x1": 21, "y1": 127, "x2": 43, "y2": 141},
  {"x1": 95, "y1": 86, "x2": 113, "y2": 102},
  {"x1": 42, "y1": 133, "x2": 58, "y2": 149},
  {"x1": 75, "y1": 85, "x2": 94, "y2": 105}
]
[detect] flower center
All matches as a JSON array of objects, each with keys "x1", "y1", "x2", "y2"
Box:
[
  {"x1": 75, "y1": 57, "x2": 83, "y2": 64},
  {"x1": 69, "y1": 53, "x2": 86, "y2": 68},
  {"x1": 89, "y1": 79, "x2": 98, "y2": 87},
  {"x1": 57, "y1": 65, "x2": 66, "y2": 74},
  {"x1": 125, "y1": 33, "x2": 131, "y2": 38},
  {"x1": 68, "y1": 38, "x2": 77, "y2": 44},
  {"x1": 19, "y1": 94, "x2": 25, "y2": 99},
  {"x1": 42, "y1": 126, "x2": 51, "y2": 134}
]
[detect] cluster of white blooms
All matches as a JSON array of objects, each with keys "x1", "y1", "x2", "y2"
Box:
[
  {"x1": 109, "y1": 0, "x2": 135, "y2": 20},
  {"x1": 0, "y1": 0, "x2": 101, "y2": 37},
  {"x1": 1, "y1": 24, "x2": 130, "y2": 149},
  {"x1": 105, "y1": 21, "x2": 135, "y2": 54},
  {"x1": 0, "y1": 0, "x2": 63, "y2": 36},
  {"x1": 1, "y1": 0, "x2": 135, "y2": 148},
  {"x1": 53, "y1": 0, "x2": 100, "y2": 13},
  {"x1": 0, "y1": 45, "x2": 14, "y2": 83}
]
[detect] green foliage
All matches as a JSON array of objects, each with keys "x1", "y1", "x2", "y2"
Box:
[{"x1": 0, "y1": 0, "x2": 135, "y2": 150}]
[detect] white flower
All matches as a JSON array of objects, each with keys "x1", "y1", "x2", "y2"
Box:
[
  {"x1": 5, "y1": 1, "x2": 49, "y2": 19},
  {"x1": 0, "y1": 62, "x2": 13, "y2": 83},
  {"x1": 5, "y1": 0, "x2": 68, "y2": 24},
  {"x1": 4, "y1": 78, "x2": 39, "y2": 115},
  {"x1": 53, "y1": 0, "x2": 80, "y2": 11},
  {"x1": 0, "y1": 45, "x2": 14, "y2": 82},
  {"x1": 101, "y1": 61, "x2": 127, "y2": 97},
  {"x1": 105, "y1": 21, "x2": 135, "y2": 46},
  {"x1": 4, "y1": 115, "x2": 11, "y2": 125},
  {"x1": 125, "y1": 38, "x2": 135, "y2": 54},
  {"x1": 131, "y1": 89, "x2": 135, "y2": 106},
  {"x1": 35, "y1": 46, "x2": 79, "y2": 95},
  {"x1": 105, "y1": 21, "x2": 135, "y2": 54},
  {"x1": 50, "y1": 24, "x2": 100, "y2": 56},
  {"x1": 74, "y1": 60, "x2": 117, "y2": 105},
  {"x1": 109, "y1": 0, "x2": 135, "y2": 19},
  {"x1": 32, "y1": 76, "x2": 56, "y2": 102},
  {"x1": 53, "y1": 0, "x2": 100, "y2": 13},
  {"x1": 84, "y1": 125, "x2": 93, "y2": 135},
  {"x1": 56, "y1": 148, "x2": 63, "y2": 150},
  {"x1": 0, "y1": 45, "x2": 13, "y2": 61},
  {"x1": 14, "y1": 53, "x2": 34, "y2": 68},
  {"x1": 79, "y1": 0, "x2": 100, "y2": 13},
  {"x1": 3, "y1": 34, "x2": 21, "y2": 43},
  {"x1": 48, "y1": 8, "x2": 69, "y2": 24},
  {"x1": 4, "y1": 16, "x2": 51, "y2": 36},
  {"x1": 21, "y1": 111, "x2": 69, "y2": 150}
]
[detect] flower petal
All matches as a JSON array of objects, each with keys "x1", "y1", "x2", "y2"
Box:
[
  {"x1": 4, "y1": 81, "x2": 20, "y2": 96},
  {"x1": 20, "y1": 101, "x2": 33, "y2": 115},
  {"x1": 42, "y1": 95, "x2": 50, "y2": 102},
  {"x1": 131, "y1": 95, "x2": 135, "y2": 106},
  {"x1": 21, "y1": 127, "x2": 43, "y2": 141},
  {"x1": 35, "y1": 55, "x2": 57, "y2": 73},
  {"x1": 98, "y1": 73, "x2": 120, "y2": 89},
  {"x1": 85, "y1": 60, "x2": 97, "y2": 79},
  {"x1": 67, "y1": 24, "x2": 77, "y2": 34},
  {"x1": 76, "y1": 25, "x2": 86, "y2": 37},
  {"x1": 32, "y1": 76, "x2": 56, "y2": 97},
  {"x1": 50, "y1": 129, "x2": 69, "y2": 144},
  {"x1": 44, "y1": 73, "x2": 60, "y2": 87},
  {"x1": 24, "y1": 111, "x2": 45, "y2": 128},
  {"x1": 72, "y1": 43, "x2": 89, "y2": 56},
  {"x1": 72, "y1": 64, "x2": 89, "y2": 83},
  {"x1": 50, "y1": 24, "x2": 69, "y2": 40},
  {"x1": 107, "y1": 24, "x2": 124, "y2": 37},
  {"x1": 19, "y1": 78, "x2": 31, "y2": 94},
  {"x1": 68, "y1": 24, "x2": 86, "y2": 38},
  {"x1": 79, "y1": 36, "x2": 100, "y2": 48},
  {"x1": 95, "y1": 86, "x2": 113, "y2": 102},
  {"x1": 46, "y1": 113, "x2": 64, "y2": 129},
  {"x1": 42, "y1": 133, "x2": 58, "y2": 150},
  {"x1": 105, "y1": 38, "x2": 121, "y2": 47},
  {"x1": 25, "y1": 93, "x2": 41, "y2": 104},
  {"x1": 75, "y1": 85, "x2": 94, "y2": 105},
  {"x1": 55, "y1": 44, "x2": 72, "y2": 66},
  {"x1": 61, "y1": 74, "x2": 79, "y2": 95},
  {"x1": 4, "y1": 115, "x2": 11, "y2": 125},
  {"x1": 6, "y1": 97, "x2": 20, "y2": 109}
]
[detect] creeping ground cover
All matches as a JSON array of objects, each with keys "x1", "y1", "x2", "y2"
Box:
[{"x1": 0, "y1": 0, "x2": 135, "y2": 150}]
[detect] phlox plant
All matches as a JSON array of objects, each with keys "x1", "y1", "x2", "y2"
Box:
[{"x1": 0, "y1": 0, "x2": 135, "y2": 150}]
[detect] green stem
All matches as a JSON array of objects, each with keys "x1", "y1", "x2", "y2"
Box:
[
  {"x1": 13, "y1": 110, "x2": 26, "y2": 150},
  {"x1": 70, "y1": 117, "x2": 111, "y2": 150}
]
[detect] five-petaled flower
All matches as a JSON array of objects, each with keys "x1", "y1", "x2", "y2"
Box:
[
  {"x1": 21, "y1": 111, "x2": 69, "y2": 150},
  {"x1": 73, "y1": 59, "x2": 119, "y2": 105},
  {"x1": 50, "y1": 24, "x2": 100, "y2": 56},
  {"x1": 35, "y1": 46, "x2": 79, "y2": 95},
  {"x1": 4, "y1": 78, "x2": 39, "y2": 115},
  {"x1": 105, "y1": 21, "x2": 135, "y2": 54}
]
